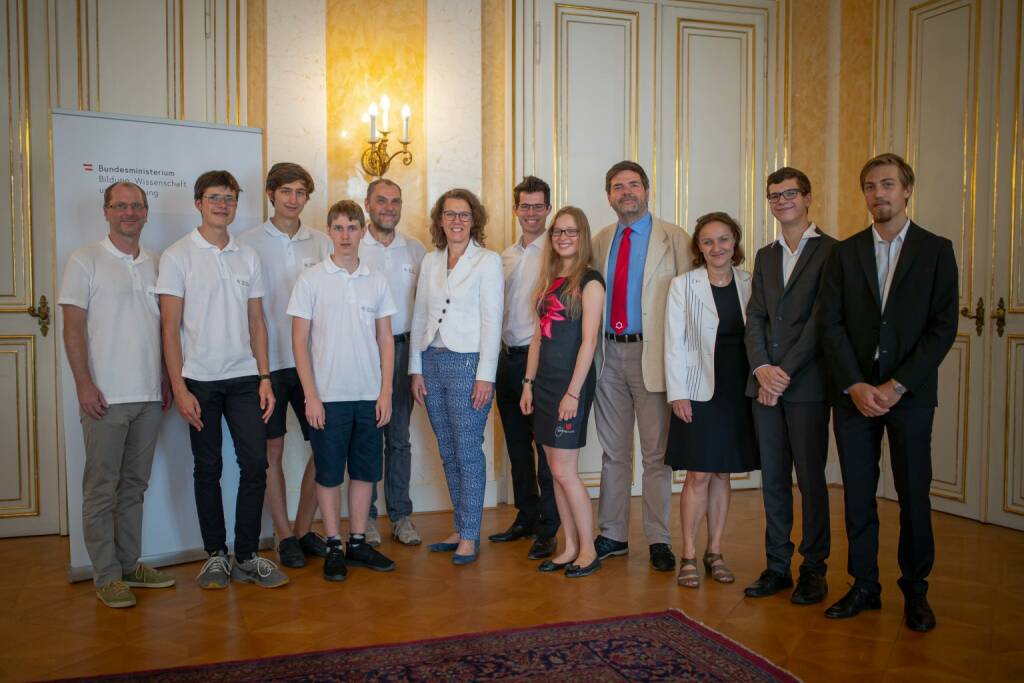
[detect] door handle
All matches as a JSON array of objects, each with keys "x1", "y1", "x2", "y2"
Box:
[
  {"x1": 27, "y1": 294, "x2": 50, "y2": 336},
  {"x1": 959, "y1": 297, "x2": 984, "y2": 336},
  {"x1": 992, "y1": 297, "x2": 1006, "y2": 337}
]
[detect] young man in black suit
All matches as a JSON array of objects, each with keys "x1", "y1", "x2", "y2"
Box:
[
  {"x1": 818, "y1": 153, "x2": 958, "y2": 632},
  {"x1": 744, "y1": 167, "x2": 836, "y2": 605}
]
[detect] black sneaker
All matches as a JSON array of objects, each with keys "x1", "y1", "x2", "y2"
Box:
[
  {"x1": 594, "y1": 535, "x2": 628, "y2": 560},
  {"x1": 649, "y1": 543, "x2": 676, "y2": 572},
  {"x1": 345, "y1": 542, "x2": 396, "y2": 572},
  {"x1": 299, "y1": 531, "x2": 329, "y2": 558},
  {"x1": 323, "y1": 541, "x2": 347, "y2": 582},
  {"x1": 277, "y1": 536, "x2": 306, "y2": 568}
]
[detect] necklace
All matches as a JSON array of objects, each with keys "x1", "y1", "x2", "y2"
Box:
[{"x1": 709, "y1": 270, "x2": 732, "y2": 287}]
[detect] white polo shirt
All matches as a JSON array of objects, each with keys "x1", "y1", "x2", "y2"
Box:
[
  {"x1": 501, "y1": 236, "x2": 544, "y2": 346},
  {"x1": 156, "y1": 229, "x2": 266, "y2": 382},
  {"x1": 359, "y1": 230, "x2": 426, "y2": 335},
  {"x1": 58, "y1": 238, "x2": 162, "y2": 404},
  {"x1": 237, "y1": 221, "x2": 333, "y2": 371},
  {"x1": 287, "y1": 259, "x2": 397, "y2": 402}
]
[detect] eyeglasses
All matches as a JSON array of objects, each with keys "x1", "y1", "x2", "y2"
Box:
[
  {"x1": 442, "y1": 210, "x2": 473, "y2": 223},
  {"x1": 767, "y1": 189, "x2": 804, "y2": 203},
  {"x1": 203, "y1": 194, "x2": 238, "y2": 205},
  {"x1": 516, "y1": 203, "x2": 548, "y2": 213},
  {"x1": 550, "y1": 228, "x2": 580, "y2": 238},
  {"x1": 106, "y1": 202, "x2": 147, "y2": 211}
]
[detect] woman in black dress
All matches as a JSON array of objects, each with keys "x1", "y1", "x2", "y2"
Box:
[
  {"x1": 664, "y1": 212, "x2": 758, "y2": 588},
  {"x1": 520, "y1": 207, "x2": 605, "y2": 578}
]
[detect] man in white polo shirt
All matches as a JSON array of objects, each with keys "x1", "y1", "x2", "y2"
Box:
[
  {"x1": 359, "y1": 178, "x2": 426, "y2": 547},
  {"x1": 157, "y1": 170, "x2": 287, "y2": 590},
  {"x1": 238, "y1": 163, "x2": 333, "y2": 568},
  {"x1": 59, "y1": 181, "x2": 175, "y2": 609}
]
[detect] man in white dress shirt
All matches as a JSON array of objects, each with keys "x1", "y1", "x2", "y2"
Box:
[
  {"x1": 238, "y1": 163, "x2": 333, "y2": 569},
  {"x1": 490, "y1": 176, "x2": 560, "y2": 559},
  {"x1": 359, "y1": 178, "x2": 427, "y2": 546}
]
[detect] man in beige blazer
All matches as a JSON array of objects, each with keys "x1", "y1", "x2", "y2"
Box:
[{"x1": 592, "y1": 160, "x2": 692, "y2": 571}]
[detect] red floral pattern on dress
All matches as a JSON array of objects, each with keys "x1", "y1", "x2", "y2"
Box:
[{"x1": 539, "y1": 277, "x2": 567, "y2": 339}]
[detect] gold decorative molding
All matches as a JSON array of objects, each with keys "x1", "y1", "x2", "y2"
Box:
[
  {"x1": 0, "y1": 335, "x2": 38, "y2": 518},
  {"x1": 1004, "y1": 334, "x2": 1024, "y2": 515},
  {"x1": 930, "y1": 333, "x2": 970, "y2": 502}
]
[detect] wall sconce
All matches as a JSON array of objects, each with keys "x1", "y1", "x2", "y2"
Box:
[{"x1": 360, "y1": 95, "x2": 412, "y2": 178}]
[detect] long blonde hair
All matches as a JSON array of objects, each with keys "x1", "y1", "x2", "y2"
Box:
[{"x1": 532, "y1": 206, "x2": 594, "y2": 320}]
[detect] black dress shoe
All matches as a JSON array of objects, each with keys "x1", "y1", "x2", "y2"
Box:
[
  {"x1": 488, "y1": 523, "x2": 532, "y2": 543},
  {"x1": 791, "y1": 572, "x2": 828, "y2": 605},
  {"x1": 743, "y1": 570, "x2": 793, "y2": 598},
  {"x1": 825, "y1": 587, "x2": 881, "y2": 619},
  {"x1": 649, "y1": 543, "x2": 676, "y2": 572},
  {"x1": 565, "y1": 557, "x2": 602, "y2": 578},
  {"x1": 538, "y1": 559, "x2": 572, "y2": 572},
  {"x1": 528, "y1": 536, "x2": 558, "y2": 560},
  {"x1": 904, "y1": 595, "x2": 937, "y2": 632},
  {"x1": 594, "y1": 535, "x2": 628, "y2": 560}
]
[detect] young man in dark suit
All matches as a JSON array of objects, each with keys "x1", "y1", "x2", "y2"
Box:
[
  {"x1": 818, "y1": 153, "x2": 958, "y2": 632},
  {"x1": 744, "y1": 167, "x2": 836, "y2": 605}
]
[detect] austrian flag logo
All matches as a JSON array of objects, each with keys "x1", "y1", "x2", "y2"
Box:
[{"x1": 82, "y1": 162, "x2": 93, "y2": 171}]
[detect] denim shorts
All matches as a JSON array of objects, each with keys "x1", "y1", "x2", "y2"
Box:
[{"x1": 308, "y1": 400, "x2": 383, "y2": 487}]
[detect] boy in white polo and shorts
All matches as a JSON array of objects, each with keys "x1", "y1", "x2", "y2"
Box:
[{"x1": 288, "y1": 199, "x2": 398, "y2": 581}]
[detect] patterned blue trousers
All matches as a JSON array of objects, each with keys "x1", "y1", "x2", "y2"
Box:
[{"x1": 422, "y1": 348, "x2": 492, "y2": 541}]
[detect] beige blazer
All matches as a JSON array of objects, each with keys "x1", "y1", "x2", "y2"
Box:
[
  {"x1": 592, "y1": 215, "x2": 693, "y2": 393},
  {"x1": 664, "y1": 266, "x2": 752, "y2": 402}
]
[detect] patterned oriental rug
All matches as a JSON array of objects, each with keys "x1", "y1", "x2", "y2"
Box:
[{"x1": 53, "y1": 609, "x2": 799, "y2": 682}]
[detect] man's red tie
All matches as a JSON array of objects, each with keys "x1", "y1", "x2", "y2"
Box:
[{"x1": 610, "y1": 226, "x2": 632, "y2": 332}]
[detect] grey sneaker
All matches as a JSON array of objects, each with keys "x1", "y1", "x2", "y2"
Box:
[
  {"x1": 96, "y1": 580, "x2": 136, "y2": 608},
  {"x1": 365, "y1": 518, "x2": 382, "y2": 547},
  {"x1": 392, "y1": 516, "x2": 422, "y2": 546},
  {"x1": 231, "y1": 555, "x2": 289, "y2": 588},
  {"x1": 123, "y1": 564, "x2": 176, "y2": 588},
  {"x1": 196, "y1": 551, "x2": 231, "y2": 590}
]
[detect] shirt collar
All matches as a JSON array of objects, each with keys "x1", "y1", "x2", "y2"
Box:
[
  {"x1": 362, "y1": 229, "x2": 407, "y2": 249},
  {"x1": 617, "y1": 212, "x2": 653, "y2": 235},
  {"x1": 776, "y1": 223, "x2": 820, "y2": 254},
  {"x1": 323, "y1": 257, "x2": 370, "y2": 276},
  {"x1": 518, "y1": 234, "x2": 545, "y2": 253},
  {"x1": 871, "y1": 219, "x2": 911, "y2": 246},
  {"x1": 262, "y1": 220, "x2": 312, "y2": 242},
  {"x1": 190, "y1": 228, "x2": 239, "y2": 252},
  {"x1": 101, "y1": 236, "x2": 148, "y2": 264}
]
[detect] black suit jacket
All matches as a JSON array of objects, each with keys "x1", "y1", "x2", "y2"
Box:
[
  {"x1": 745, "y1": 227, "x2": 837, "y2": 402},
  {"x1": 818, "y1": 222, "x2": 959, "y2": 408}
]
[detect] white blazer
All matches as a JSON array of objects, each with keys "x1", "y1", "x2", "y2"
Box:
[
  {"x1": 408, "y1": 239, "x2": 504, "y2": 382},
  {"x1": 664, "y1": 266, "x2": 752, "y2": 402}
]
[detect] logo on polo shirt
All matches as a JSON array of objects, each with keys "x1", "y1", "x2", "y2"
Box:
[
  {"x1": 235, "y1": 277, "x2": 250, "y2": 288},
  {"x1": 360, "y1": 304, "x2": 377, "y2": 316}
]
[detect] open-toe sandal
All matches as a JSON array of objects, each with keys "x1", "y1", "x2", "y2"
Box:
[
  {"x1": 703, "y1": 552, "x2": 735, "y2": 583},
  {"x1": 677, "y1": 557, "x2": 700, "y2": 588}
]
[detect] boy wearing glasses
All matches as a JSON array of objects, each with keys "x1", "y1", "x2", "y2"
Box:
[
  {"x1": 743, "y1": 167, "x2": 835, "y2": 605},
  {"x1": 157, "y1": 170, "x2": 288, "y2": 589},
  {"x1": 238, "y1": 163, "x2": 333, "y2": 569}
]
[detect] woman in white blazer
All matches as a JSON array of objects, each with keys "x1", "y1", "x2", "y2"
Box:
[
  {"x1": 663, "y1": 212, "x2": 758, "y2": 589},
  {"x1": 409, "y1": 188, "x2": 503, "y2": 564}
]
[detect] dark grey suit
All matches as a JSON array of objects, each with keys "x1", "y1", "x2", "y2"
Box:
[{"x1": 745, "y1": 227, "x2": 836, "y2": 577}]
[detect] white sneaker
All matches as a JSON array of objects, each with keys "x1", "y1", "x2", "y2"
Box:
[
  {"x1": 392, "y1": 516, "x2": 422, "y2": 545},
  {"x1": 365, "y1": 518, "x2": 382, "y2": 547}
]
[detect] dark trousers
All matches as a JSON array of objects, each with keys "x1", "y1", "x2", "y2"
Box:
[
  {"x1": 753, "y1": 400, "x2": 831, "y2": 576},
  {"x1": 185, "y1": 376, "x2": 268, "y2": 559},
  {"x1": 833, "y1": 401, "x2": 935, "y2": 597},
  {"x1": 370, "y1": 338, "x2": 415, "y2": 521},
  {"x1": 494, "y1": 348, "x2": 559, "y2": 537}
]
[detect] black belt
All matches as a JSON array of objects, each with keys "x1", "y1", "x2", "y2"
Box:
[
  {"x1": 501, "y1": 343, "x2": 530, "y2": 355},
  {"x1": 394, "y1": 332, "x2": 410, "y2": 343},
  {"x1": 605, "y1": 332, "x2": 643, "y2": 343}
]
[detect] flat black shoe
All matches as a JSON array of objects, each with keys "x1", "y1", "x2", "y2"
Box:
[
  {"x1": 538, "y1": 559, "x2": 572, "y2": 572},
  {"x1": 594, "y1": 535, "x2": 628, "y2": 560},
  {"x1": 299, "y1": 531, "x2": 329, "y2": 558},
  {"x1": 744, "y1": 570, "x2": 793, "y2": 598},
  {"x1": 904, "y1": 595, "x2": 936, "y2": 632},
  {"x1": 488, "y1": 523, "x2": 532, "y2": 543},
  {"x1": 528, "y1": 536, "x2": 558, "y2": 560},
  {"x1": 825, "y1": 587, "x2": 881, "y2": 619},
  {"x1": 565, "y1": 557, "x2": 602, "y2": 578},
  {"x1": 323, "y1": 542, "x2": 347, "y2": 582},
  {"x1": 649, "y1": 543, "x2": 676, "y2": 572},
  {"x1": 791, "y1": 572, "x2": 828, "y2": 605},
  {"x1": 277, "y1": 536, "x2": 306, "y2": 569}
]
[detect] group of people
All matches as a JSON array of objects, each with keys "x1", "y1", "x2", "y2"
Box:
[{"x1": 62, "y1": 153, "x2": 957, "y2": 636}]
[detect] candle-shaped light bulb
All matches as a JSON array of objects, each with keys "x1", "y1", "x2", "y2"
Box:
[
  {"x1": 368, "y1": 103, "x2": 378, "y2": 142},
  {"x1": 380, "y1": 95, "x2": 391, "y2": 133},
  {"x1": 401, "y1": 104, "x2": 411, "y2": 143}
]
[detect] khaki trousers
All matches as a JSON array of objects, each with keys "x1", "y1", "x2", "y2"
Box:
[
  {"x1": 81, "y1": 401, "x2": 162, "y2": 586},
  {"x1": 595, "y1": 341, "x2": 672, "y2": 545}
]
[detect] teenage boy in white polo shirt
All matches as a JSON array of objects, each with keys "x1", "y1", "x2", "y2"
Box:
[
  {"x1": 157, "y1": 170, "x2": 288, "y2": 589},
  {"x1": 359, "y1": 178, "x2": 427, "y2": 547},
  {"x1": 238, "y1": 163, "x2": 333, "y2": 568},
  {"x1": 289, "y1": 200, "x2": 397, "y2": 581},
  {"x1": 59, "y1": 181, "x2": 175, "y2": 608}
]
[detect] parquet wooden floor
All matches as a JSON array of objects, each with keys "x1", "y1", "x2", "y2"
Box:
[{"x1": 0, "y1": 489, "x2": 1021, "y2": 682}]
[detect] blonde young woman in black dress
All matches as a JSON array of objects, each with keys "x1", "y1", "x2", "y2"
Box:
[{"x1": 520, "y1": 207, "x2": 605, "y2": 578}]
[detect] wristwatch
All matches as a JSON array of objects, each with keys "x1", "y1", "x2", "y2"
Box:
[
  {"x1": 259, "y1": 374, "x2": 272, "y2": 381},
  {"x1": 521, "y1": 377, "x2": 534, "y2": 386},
  {"x1": 891, "y1": 379, "x2": 907, "y2": 395}
]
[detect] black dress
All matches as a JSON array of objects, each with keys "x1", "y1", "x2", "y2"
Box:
[
  {"x1": 533, "y1": 270, "x2": 604, "y2": 449},
  {"x1": 664, "y1": 278, "x2": 759, "y2": 473}
]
